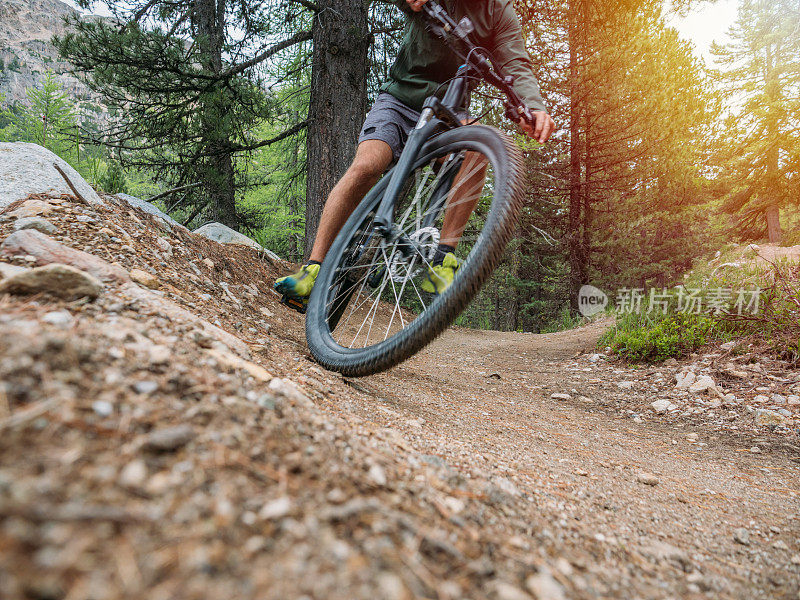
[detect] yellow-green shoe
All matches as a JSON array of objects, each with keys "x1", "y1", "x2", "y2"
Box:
[
  {"x1": 275, "y1": 263, "x2": 320, "y2": 301},
  {"x1": 420, "y1": 252, "x2": 458, "y2": 294}
]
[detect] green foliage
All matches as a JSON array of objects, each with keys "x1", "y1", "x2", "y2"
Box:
[
  {"x1": 710, "y1": 0, "x2": 800, "y2": 239},
  {"x1": 0, "y1": 72, "x2": 77, "y2": 159},
  {"x1": 99, "y1": 160, "x2": 129, "y2": 194},
  {"x1": 600, "y1": 311, "x2": 720, "y2": 362},
  {"x1": 685, "y1": 253, "x2": 800, "y2": 363},
  {"x1": 55, "y1": 0, "x2": 315, "y2": 230},
  {"x1": 240, "y1": 76, "x2": 309, "y2": 261},
  {"x1": 605, "y1": 249, "x2": 800, "y2": 364},
  {"x1": 540, "y1": 307, "x2": 587, "y2": 334}
]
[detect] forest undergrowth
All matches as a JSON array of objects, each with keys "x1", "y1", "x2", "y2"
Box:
[{"x1": 601, "y1": 246, "x2": 800, "y2": 364}]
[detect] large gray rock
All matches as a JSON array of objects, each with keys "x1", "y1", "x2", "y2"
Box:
[
  {"x1": 0, "y1": 262, "x2": 28, "y2": 281},
  {"x1": 13, "y1": 216, "x2": 58, "y2": 234},
  {"x1": 113, "y1": 193, "x2": 187, "y2": 232},
  {"x1": 194, "y1": 222, "x2": 280, "y2": 261},
  {"x1": 0, "y1": 143, "x2": 104, "y2": 208}
]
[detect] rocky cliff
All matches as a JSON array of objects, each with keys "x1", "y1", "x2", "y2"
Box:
[{"x1": 0, "y1": 0, "x2": 99, "y2": 106}]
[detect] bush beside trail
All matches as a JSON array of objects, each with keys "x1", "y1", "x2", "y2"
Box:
[{"x1": 601, "y1": 244, "x2": 800, "y2": 365}]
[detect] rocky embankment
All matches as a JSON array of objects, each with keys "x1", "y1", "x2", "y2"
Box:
[
  {"x1": 0, "y1": 143, "x2": 798, "y2": 599},
  {"x1": 0, "y1": 144, "x2": 581, "y2": 599}
]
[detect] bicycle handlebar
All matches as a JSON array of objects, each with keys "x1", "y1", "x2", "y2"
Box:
[{"x1": 419, "y1": 1, "x2": 535, "y2": 125}]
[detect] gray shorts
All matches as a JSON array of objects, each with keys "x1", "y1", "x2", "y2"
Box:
[{"x1": 358, "y1": 93, "x2": 467, "y2": 162}]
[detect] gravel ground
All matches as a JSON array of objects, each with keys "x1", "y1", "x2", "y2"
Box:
[{"x1": 0, "y1": 192, "x2": 798, "y2": 599}]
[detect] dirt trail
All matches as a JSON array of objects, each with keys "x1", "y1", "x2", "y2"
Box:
[{"x1": 320, "y1": 322, "x2": 800, "y2": 598}]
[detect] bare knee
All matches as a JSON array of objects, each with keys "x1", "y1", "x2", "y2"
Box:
[
  {"x1": 345, "y1": 158, "x2": 382, "y2": 184},
  {"x1": 344, "y1": 140, "x2": 392, "y2": 183}
]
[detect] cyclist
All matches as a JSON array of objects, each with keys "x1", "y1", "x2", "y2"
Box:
[{"x1": 276, "y1": 0, "x2": 556, "y2": 309}]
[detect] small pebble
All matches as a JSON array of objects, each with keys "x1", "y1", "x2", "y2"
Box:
[
  {"x1": 368, "y1": 464, "x2": 387, "y2": 487},
  {"x1": 143, "y1": 424, "x2": 195, "y2": 452},
  {"x1": 91, "y1": 400, "x2": 113, "y2": 417},
  {"x1": 42, "y1": 310, "x2": 73, "y2": 326},
  {"x1": 259, "y1": 496, "x2": 291, "y2": 520},
  {"x1": 133, "y1": 380, "x2": 159, "y2": 395},
  {"x1": 118, "y1": 459, "x2": 148, "y2": 489},
  {"x1": 733, "y1": 528, "x2": 750, "y2": 545},
  {"x1": 773, "y1": 540, "x2": 789, "y2": 551},
  {"x1": 636, "y1": 473, "x2": 659, "y2": 486}
]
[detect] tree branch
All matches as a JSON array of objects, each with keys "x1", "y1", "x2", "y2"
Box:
[
  {"x1": 145, "y1": 182, "x2": 202, "y2": 203},
  {"x1": 220, "y1": 30, "x2": 312, "y2": 79},
  {"x1": 229, "y1": 120, "x2": 309, "y2": 153},
  {"x1": 289, "y1": 0, "x2": 321, "y2": 12},
  {"x1": 182, "y1": 200, "x2": 209, "y2": 227},
  {"x1": 132, "y1": 0, "x2": 160, "y2": 22}
]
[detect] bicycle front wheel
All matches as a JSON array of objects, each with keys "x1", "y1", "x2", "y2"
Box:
[{"x1": 306, "y1": 125, "x2": 525, "y2": 376}]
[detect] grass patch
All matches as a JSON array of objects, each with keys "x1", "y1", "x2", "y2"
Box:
[
  {"x1": 602, "y1": 254, "x2": 800, "y2": 364},
  {"x1": 540, "y1": 307, "x2": 588, "y2": 334},
  {"x1": 600, "y1": 311, "x2": 725, "y2": 362}
]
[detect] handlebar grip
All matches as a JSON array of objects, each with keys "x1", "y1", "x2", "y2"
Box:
[{"x1": 504, "y1": 103, "x2": 534, "y2": 125}]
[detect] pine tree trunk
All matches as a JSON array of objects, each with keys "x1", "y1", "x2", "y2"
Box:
[
  {"x1": 763, "y1": 44, "x2": 782, "y2": 245},
  {"x1": 304, "y1": 0, "x2": 370, "y2": 258},
  {"x1": 766, "y1": 206, "x2": 782, "y2": 243},
  {"x1": 567, "y1": 0, "x2": 585, "y2": 313},
  {"x1": 583, "y1": 108, "x2": 592, "y2": 285},
  {"x1": 194, "y1": 0, "x2": 238, "y2": 229}
]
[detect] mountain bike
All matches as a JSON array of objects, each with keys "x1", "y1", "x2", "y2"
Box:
[{"x1": 305, "y1": 1, "x2": 534, "y2": 376}]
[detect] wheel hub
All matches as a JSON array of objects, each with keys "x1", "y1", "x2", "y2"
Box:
[{"x1": 387, "y1": 227, "x2": 439, "y2": 282}]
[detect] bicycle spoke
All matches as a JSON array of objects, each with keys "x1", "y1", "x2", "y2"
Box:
[
  {"x1": 382, "y1": 245, "x2": 410, "y2": 339},
  {"x1": 322, "y1": 144, "x2": 496, "y2": 352},
  {"x1": 339, "y1": 277, "x2": 380, "y2": 333},
  {"x1": 350, "y1": 245, "x2": 395, "y2": 348},
  {"x1": 407, "y1": 265, "x2": 429, "y2": 312}
]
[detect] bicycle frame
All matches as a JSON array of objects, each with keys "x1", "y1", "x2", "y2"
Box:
[{"x1": 372, "y1": 66, "x2": 470, "y2": 247}]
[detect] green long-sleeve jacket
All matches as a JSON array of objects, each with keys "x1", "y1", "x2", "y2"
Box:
[{"x1": 382, "y1": 0, "x2": 546, "y2": 113}]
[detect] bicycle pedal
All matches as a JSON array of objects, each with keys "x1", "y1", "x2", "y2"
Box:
[{"x1": 280, "y1": 295, "x2": 307, "y2": 314}]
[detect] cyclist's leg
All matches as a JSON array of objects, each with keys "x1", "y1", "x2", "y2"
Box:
[
  {"x1": 309, "y1": 140, "x2": 393, "y2": 262},
  {"x1": 421, "y1": 146, "x2": 488, "y2": 294},
  {"x1": 439, "y1": 149, "x2": 489, "y2": 249}
]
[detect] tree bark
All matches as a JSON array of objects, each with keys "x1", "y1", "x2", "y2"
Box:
[
  {"x1": 567, "y1": 0, "x2": 585, "y2": 313},
  {"x1": 766, "y1": 206, "x2": 782, "y2": 243},
  {"x1": 194, "y1": 0, "x2": 238, "y2": 229},
  {"x1": 583, "y1": 107, "x2": 592, "y2": 286},
  {"x1": 304, "y1": 0, "x2": 370, "y2": 258},
  {"x1": 763, "y1": 43, "x2": 782, "y2": 244}
]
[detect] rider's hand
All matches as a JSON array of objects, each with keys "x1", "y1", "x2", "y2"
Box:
[
  {"x1": 521, "y1": 111, "x2": 556, "y2": 144},
  {"x1": 406, "y1": 0, "x2": 428, "y2": 11}
]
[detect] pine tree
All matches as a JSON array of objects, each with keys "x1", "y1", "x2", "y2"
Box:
[
  {"x1": 56, "y1": 0, "x2": 315, "y2": 229},
  {"x1": 484, "y1": 0, "x2": 719, "y2": 326},
  {"x1": 1, "y1": 72, "x2": 77, "y2": 156},
  {"x1": 712, "y1": 0, "x2": 800, "y2": 242}
]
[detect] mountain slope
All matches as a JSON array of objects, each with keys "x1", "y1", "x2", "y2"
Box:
[{"x1": 0, "y1": 0, "x2": 96, "y2": 104}]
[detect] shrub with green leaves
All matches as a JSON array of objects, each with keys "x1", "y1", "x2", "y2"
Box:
[
  {"x1": 600, "y1": 311, "x2": 722, "y2": 362},
  {"x1": 99, "y1": 161, "x2": 129, "y2": 194}
]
